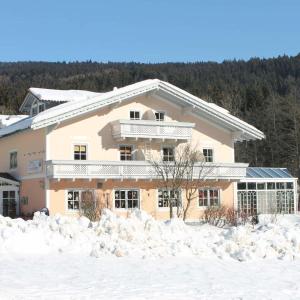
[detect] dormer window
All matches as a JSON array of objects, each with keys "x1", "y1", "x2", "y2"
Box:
[
  {"x1": 30, "y1": 101, "x2": 46, "y2": 116},
  {"x1": 155, "y1": 111, "x2": 165, "y2": 121},
  {"x1": 130, "y1": 110, "x2": 140, "y2": 120},
  {"x1": 38, "y1": 103, "x2": 45, "y2": 113}
]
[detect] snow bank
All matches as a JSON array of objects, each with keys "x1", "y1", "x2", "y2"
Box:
[{"x1": 0, "y1": 210, "x2": 300, "y2": 261}]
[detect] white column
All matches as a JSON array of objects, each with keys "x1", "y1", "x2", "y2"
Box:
[
  {"x1": 233, "y1": 182, "x2": 238, "y2": 210},
  {"x1": 0, "y1": 189, "x2": 3, "y2": 215},
  {"x1": 15, "y1": 188, "x2": 20, "y2": 216},
  {"x1": 294, "y1": 179, "x2": 298, "y2": 214}
]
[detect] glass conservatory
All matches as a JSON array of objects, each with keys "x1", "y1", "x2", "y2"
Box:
[{"x1": 237, "y1": 168, "x2": 297, "y2": 215}]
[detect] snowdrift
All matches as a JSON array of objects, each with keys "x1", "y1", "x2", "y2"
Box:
[{"x1": 0, "y1": 210, "x2": 300, "y2": 261}]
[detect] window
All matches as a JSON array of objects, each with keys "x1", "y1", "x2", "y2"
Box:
[
  {"x1": 74, "y1": 145, "x2": 87, "y2": 160},
  {"x1": 31, "y1": 101, "x2": 46, "y2": 116},
  {"x1": 237, "y1": 182, "x2": 246, "y2": 190},
  {"x1": 31, "y1": 105, "x2": 38, "y2": 116},
  {"x1": 267, "y1": 182, "x2": 275, "y2": 190},
  {"x1": 114, "y1": 189, "x2": 139, "y2": 209},
  {"x1": 162, "y1": 147, "x2": 174, "y2": 161},
  {"x1": 10, "y1": 151, "x2": 17, "y2": 169},
  {"x1": 38, "y1": 103, "x2": 45, "y2": 113},
  {"x1": 155, "y1": 111, "x2": 165, "y2": 121},
  {"x1": 247, "y1": 182, "x2": 256, "y2": 190},
  {"x1": 158, "y1": 189, "x2": 180, "y2": 208},
  {"x1": 67, "y1": 190, "x2": 80, "y2": 210},
  {"x1": 2, "y1": 191, "x2": 16, "y2": 217},
  {"x1": 120, "y1": 145, "x2": 132, "y2": 161},
  {"x1": 276, "y1": 182, "x2": 285, "y2": 190},
  {"x1": 130, "y1": 110, "x2": 140, "y2": 120},
  {"x1": 199, "y1": 189, "x2": 220, "y2": 207},
  {"x1": 257, "y1": 183, "x2": 266, "y2": 190},
  {"x1": 203, "y1": 148, "x2": 214, "y2": 162}
]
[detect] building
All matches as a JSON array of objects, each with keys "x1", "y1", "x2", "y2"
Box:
[{"x1": 0, "y1": 79, "x2": 297, "y2": 219}]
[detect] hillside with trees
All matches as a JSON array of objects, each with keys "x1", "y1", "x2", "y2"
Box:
[{"x1": 1, "y1": 54, "x2": 300, "y2": 176}]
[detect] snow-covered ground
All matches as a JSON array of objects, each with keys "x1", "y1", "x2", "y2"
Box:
[{"x1": 1, "y1": 210, "x2": 300, "y2": 299}]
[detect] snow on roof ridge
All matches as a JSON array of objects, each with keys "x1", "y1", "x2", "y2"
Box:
[
  {"x1": 29, "y1": 87, "x2": 103, "y2": 102},
  {"x1": 32, "y1": 79, "x2": 159, "y2": 123}
]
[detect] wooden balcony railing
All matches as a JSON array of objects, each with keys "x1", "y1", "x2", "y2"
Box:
[
  {"x1": 111, "y1": 119, "x2": 194, "y2": 141},
  {"x1": 46, "y1": 160, "x2": 248, "y2": 180}
]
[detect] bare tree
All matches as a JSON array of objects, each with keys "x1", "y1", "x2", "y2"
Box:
[
  {"x1": 80, "y1": 190, "x2": 111, "y2": 221},
  {"x1": 182, "y1": 146, "x2": 215, "y2": 221},
  {"x1": 150, "y1": 143, "x2": 215, "y2": 220}
]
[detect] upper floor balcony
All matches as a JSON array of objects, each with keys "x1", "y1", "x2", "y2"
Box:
[
  {"x1": 111, "y1": 119, "x2": 195, "y2": 141},
  {"x1": 46, "y1": 160, "x2": 248, "y2": 181}
]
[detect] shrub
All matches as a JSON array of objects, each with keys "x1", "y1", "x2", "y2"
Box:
[{"x1": 203, "y1": 205, "x2": 259, "y2": 227}]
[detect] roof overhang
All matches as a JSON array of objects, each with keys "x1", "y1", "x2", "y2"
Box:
[
  {"x1": 0, "y1": 174, "x2": 20, "y2": 186},
  {"x1": 29, "y1": 79, "x2": 264, "y2": 142}
]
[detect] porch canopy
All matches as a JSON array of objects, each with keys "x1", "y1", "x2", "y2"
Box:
[
  {"x1": 237, "y1": 167, "x2": 297, "y2": 214},
  {"x1": 0, "y1": 173, "x2": 20, "y2": 187}
]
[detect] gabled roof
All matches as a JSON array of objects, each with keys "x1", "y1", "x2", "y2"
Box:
[{"x1": 0, "y1": 79, "x2": 265, "y2": 141}]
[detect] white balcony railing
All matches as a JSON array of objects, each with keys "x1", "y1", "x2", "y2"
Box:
[
  {"x1": 111, "y1": 119, "x2": 195, "y2": 140},
  {"x1": 46, "y1": 160, "x2": 248, "y2": 180}
]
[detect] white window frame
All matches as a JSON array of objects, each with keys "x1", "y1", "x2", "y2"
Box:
[
  {"x1": 73, "y1": 143, "x2": 88, "y2": 160},
  {"x1": 65, "y1": 189, "x2": 95, "y2": 212},
  {"x1": 66, "y1": 190, "x2": 81, "y2": 211},
  {"x1": 129, "y1": 110, "x2": 141, "y2": 120},
  {"x1": 157, "y1": 188, "x2": 181, "y2": 210},
  {"x1": 30, "y1": 100, "x2": 46, "y2": 116},
  {"x1": 119, "y1": 144, "x2": 134, "y2": 161},
  {"x1": 203, "y1": 148, "x2": 214, "y2": 162},
  {"x1": 161, "y1": 146, "x2": 175, "y2": 162},
  {"x1": 113, "y1": 188, "x2": 140, "y2": 210},
  {"x1": 155, "y1": 111, "x2": 165, "y2": 121},
  {"x1": 198, "y1": 188, "x2": 221, "y2": 208},
  {"x1": 9, "y1": 150, "x2": 18, "y2": 170}
]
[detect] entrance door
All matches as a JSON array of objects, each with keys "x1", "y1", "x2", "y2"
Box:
[{"x1": 2, "y1": 191, "x2": 16, "y2": 217}]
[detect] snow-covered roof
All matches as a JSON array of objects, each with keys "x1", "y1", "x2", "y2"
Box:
[
  {"x1": 28, "y1": 88, "x2": 102, "y2": 102},
  {"x1": 0, "y1": 79, "x2": 265, "y2": 140},
  {"x1": 0, "y1": 117, "x2": 33, "y2": 137},
  {"x1": 0, "y1": 115, "x2": 28, "y2": 128}
]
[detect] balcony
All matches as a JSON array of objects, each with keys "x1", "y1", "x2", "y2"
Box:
[
  {"x1": 46, "y1": 160, "x2": 248, "y2": 181},
  {"x1": 111, "y1": 119, "x2": 195, "y2": 141}
]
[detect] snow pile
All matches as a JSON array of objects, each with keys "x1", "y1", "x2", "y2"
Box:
[{"x1": 0, "y1": 210, "x2": 300, "y2": 261}]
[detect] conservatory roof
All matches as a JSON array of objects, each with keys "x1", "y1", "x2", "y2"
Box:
[{"x1": 246, "y1": 167, "x2": 294, "y2": 179}]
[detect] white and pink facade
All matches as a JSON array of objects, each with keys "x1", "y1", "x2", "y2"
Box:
[{"x1": 0, "y1": 79, "x2": 296, "y2": 219}]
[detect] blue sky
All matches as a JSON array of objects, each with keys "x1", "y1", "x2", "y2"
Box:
[{"x1": 0, "y1": 0, "x2": 299, "y2": 62}]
